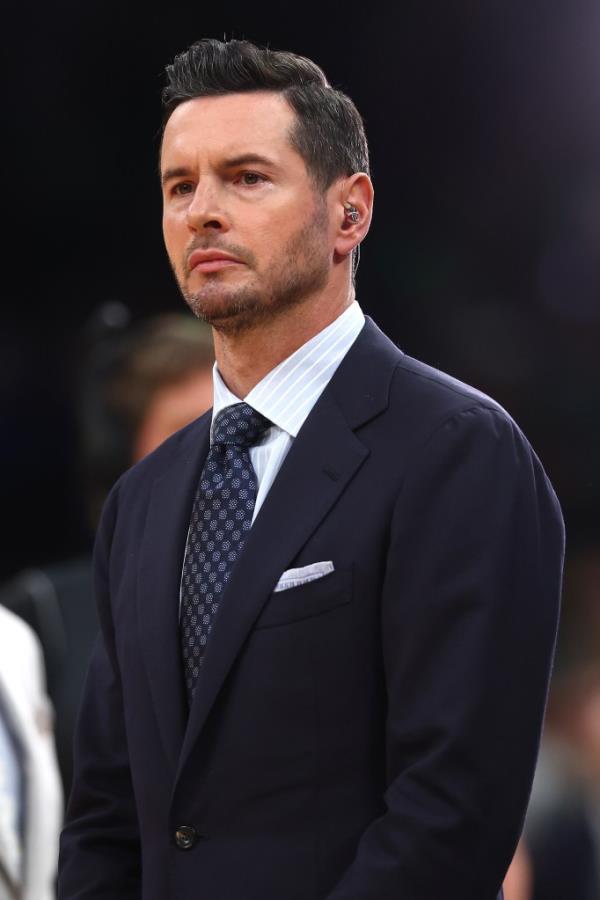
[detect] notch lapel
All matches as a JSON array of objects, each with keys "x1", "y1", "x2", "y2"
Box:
[
  {"x1": 137, "y1": 416, "x2": 211, "y2": 771},
  {"x1": 176, "y1": 392, "x2": 369, "y2": 780}
]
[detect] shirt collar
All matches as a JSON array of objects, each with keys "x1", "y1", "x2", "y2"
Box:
[{"x1": 211, "y1": 301, "x2": 364, "y2": 441}]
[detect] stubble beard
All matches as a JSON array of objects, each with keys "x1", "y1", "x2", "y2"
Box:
[{"x1": 177, "y1": 205, "x2": 331, "y2": 336}]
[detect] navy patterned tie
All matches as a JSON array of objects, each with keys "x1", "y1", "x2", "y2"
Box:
[{"x1": 180, "y1": 402, "x2": 272, "y2": 703}]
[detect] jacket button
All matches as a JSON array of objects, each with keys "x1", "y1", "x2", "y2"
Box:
[{"x1": 175, "y1": 825, "x2": 198, "y2": 849}]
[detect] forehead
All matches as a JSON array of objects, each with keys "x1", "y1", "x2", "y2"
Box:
[{"x1": 161, "y1": 91, "x2": 299, "y2": 163}]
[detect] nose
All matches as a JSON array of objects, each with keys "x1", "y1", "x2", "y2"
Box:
[{"x1": 186, "y1": 182, "x2": 229, "y2": 233}]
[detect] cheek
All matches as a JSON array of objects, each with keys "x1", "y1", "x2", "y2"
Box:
[
  {"x1": 250, "y1": 216, "x2": 296, "y2": 257},
  {"x1": 162, "y1": 215, "x2": 184, "y2": 268}
]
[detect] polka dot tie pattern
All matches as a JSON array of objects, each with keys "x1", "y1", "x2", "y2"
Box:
[{"x1": 180, "y1": 402, "x2": 272, "y2": 704}]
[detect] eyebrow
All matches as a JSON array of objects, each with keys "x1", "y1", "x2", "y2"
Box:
[
  {"x1": 221, "y1": 153, "x2": 278, "y2": 170},
  {"x1": 161, "y1": 166, "x2": 192, "y2": 186},
  {"x1": 160, "y1": 153, "x2": 279, "y2": 186}
]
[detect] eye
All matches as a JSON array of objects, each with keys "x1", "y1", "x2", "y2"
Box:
[
  {"x1": 171, "y1": 181, "x2": 194, "y2": 196},
  {"x1": 237, "y1": 171, "x2": 267, "y2": 186}
]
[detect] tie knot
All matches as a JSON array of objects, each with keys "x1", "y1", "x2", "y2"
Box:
[{"x1": 212, "y1": 402, "x2": 272, "y2": 449}]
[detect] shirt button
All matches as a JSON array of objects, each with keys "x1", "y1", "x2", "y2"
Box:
[{"x1": 175, "y1": 825, "x2": 198, "y2": 850}]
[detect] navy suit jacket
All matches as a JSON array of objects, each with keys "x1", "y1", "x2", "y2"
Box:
[{"x1": 58, "y1": 318, "x2": 564, "y2": 899}]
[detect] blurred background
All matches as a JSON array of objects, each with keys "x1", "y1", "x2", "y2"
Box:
[{"x1": 1, "y1": 1, "x2": 599, "y2": 897}]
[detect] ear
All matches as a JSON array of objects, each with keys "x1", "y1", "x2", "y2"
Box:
[{"x1": 333, "y1": 172, "x2": 374, "y2": 261}]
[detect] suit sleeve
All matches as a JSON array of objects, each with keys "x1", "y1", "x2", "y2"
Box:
[
  {"x1": 327, "y1": 405, "x2": 564, "y2": 899},
  {"x1": 58, "y1": 479, "x2": 142, "y2": 899}
]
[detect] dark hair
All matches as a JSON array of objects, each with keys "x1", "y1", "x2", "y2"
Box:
[{"x1": 162, "y1": 38, "x2": 369, "y2": 190}]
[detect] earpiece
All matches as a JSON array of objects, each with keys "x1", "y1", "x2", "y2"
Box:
[{"x1": 343, "y1": 201, "x2": 360, "y2": 224}]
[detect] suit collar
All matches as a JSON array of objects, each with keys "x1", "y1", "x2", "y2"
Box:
[
  {"x1": 327, "y1": 315, "x2": 404, "y2": 430},
  {"x1": 212, "y1": 301, "x2": 365, "y2": 438}
]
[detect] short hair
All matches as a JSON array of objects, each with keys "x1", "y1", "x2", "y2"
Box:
[
  {"x1": 108, "y1": 314, "x2": 214, "y2": 440},
  {"x1": 162, "y1": 38, "x2": 370, "y2": 191},
  {"x1": 81, "y1": 313, "x2": 214, "y2": 526}
]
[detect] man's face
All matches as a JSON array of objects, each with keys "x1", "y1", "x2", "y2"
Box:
[{"x1": 161, "y1": 92, "x2": 334, "y2": 334}]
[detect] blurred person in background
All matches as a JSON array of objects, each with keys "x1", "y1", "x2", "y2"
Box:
[
  {"x1": 58, "y1": 38, "x2": 564, "y2": 900},
  {"x1": 524, "y1": 544, "x2": 600, "y2": 900},
  {"x1": 80, "y1": 310, "x2": 215, "y2": 527},
  {"x1": 526, "y1": 661, "x2": 600, "y2": 900},
  {"x1": 0, "y1": 605, "x2": 62, "y2": 900},
  {"x1": 503, "y1": 841, "x2": 533, "y2": 900},
  {"x1": 0, "y1": 312, "x2": 214, "y2": 797}
]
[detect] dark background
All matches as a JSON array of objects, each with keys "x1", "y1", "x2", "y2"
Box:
[{"x1": 2, "y1": 0, "x2": 599, "y2": 581}]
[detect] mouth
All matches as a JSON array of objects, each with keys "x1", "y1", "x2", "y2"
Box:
[{"x1": 187, "y1": 249, "x2": 245, "y2": 275}]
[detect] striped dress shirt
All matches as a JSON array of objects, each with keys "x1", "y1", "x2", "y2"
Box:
[{"x1": 211, "y1": 300, "x2": 365, "y2": 523}]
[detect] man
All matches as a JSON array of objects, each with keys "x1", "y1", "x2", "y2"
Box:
[
  {"x1": 58, "y1": 38, "x2": 564, "y2": 900},
  {"x1": 0, "y1": 606, "x2": 62, "y2": 900}
]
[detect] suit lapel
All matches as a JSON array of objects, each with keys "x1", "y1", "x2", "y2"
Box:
[
  {"x1": 138, "y1": 415, "x2": 211, "y2": 771},
  {"x1": 177, "y1": 318, "x2": 403, "y2": 778},
  {"x1": 177, "y1": 392, "x2": 368, "y2": 778}
]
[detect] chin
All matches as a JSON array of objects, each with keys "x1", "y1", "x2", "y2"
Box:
[{"x1": 184, "y1": 287, "x2": 265, "y2": 333}]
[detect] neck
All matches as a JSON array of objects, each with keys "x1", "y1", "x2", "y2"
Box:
[{"x1": 213, "y1": 283, "x2": 354, "y2": 399}]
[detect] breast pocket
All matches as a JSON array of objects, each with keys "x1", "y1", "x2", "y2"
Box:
[{"x1": 254, "y1": 566, "x2": 353, "y2": 629}]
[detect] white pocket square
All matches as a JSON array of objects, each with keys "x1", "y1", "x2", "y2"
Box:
[{"x1": 273, "y1": 561, "x2": 335, "y2": 593}]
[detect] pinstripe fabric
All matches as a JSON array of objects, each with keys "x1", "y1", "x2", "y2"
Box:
[{"x1": 211, "y1": 301, "x2": 365, "y2": 523}]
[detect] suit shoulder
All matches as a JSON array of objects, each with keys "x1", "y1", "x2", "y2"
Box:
[
  {"x1": 372, "y1": 351, "x2": 532, "y2": 466},
  {"x1": 339, "y1": 319, "x2": 520, "y2": 447},
  {"x1": 392, "y1": 353, "x2": 512, "y2": 427}
]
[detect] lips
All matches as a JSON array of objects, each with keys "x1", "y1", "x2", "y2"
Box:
[{"x1": 188, "y1": 249, "x2": 244, "y2": 273}]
